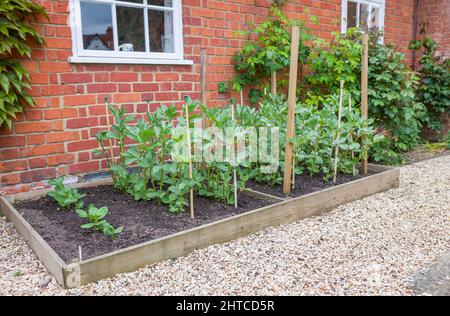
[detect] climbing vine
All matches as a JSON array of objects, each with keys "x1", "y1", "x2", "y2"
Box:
[
  {"x1": 219, "y1": 2, "x2": 315, "y2": 103},
  {"x1": 0, "y1": 0, "x2": 47, "y2": 129}
]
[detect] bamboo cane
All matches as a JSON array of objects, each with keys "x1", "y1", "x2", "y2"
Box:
[
  {"x1": 361, "y1": 33, "x2": 369, "y2": 175},
  {"x1": 183, "y1": 96, "x2": 195, "y2": 219},
  {"x1": 104, "y1": 97, "x2": 114, "y2": 163},
  {"x1": 349, "y1": 95, "x2": 356, "y2": 176},
  {"x1": 292, "y1": 153, "x2": 295, "y2": 189},
  {"x1": 230, "y1": 98, "x2": 238, "y2": 208},
  {"x1": 200, "y1": 49, "x2": 207, "y2": 129},
  {"x1": 333, "y1": 80, "x2": 345, "y2": 183},
  {"x1": 240, "y1": 89, "x2": 244, "y2": 106}
]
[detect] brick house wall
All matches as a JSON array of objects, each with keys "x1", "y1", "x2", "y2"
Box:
[
  {"x1": 416, "y1": 0, "x2": 450, "y2": 137},
  {"x1": 0, "y1": 0, "x2": 418, "y2": 194},
  {"x1": 416, "y1": 0, "x2": 450, "y2": 61}
]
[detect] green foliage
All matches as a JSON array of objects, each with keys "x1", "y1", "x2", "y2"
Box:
[
  {"x1": 217, "y1": 81, "x2": 228, "y2": 93},
  {"x1": 306, "y1": 28, "x2": 425, "y2": 163},
  {"x1": 222, "y1": 3, "x2": 314, "y2": 103},
  {"x1": 306, "y1": 28, "x2": 362, "y2": 100},
  {"x1": 292, "y1": 94, "x2": 381, "y2": 178},
  {"x1": 95, "y1": 100, "x2": 201, "y2": 213},
  {"x1": 47, "y1": 177, "x2": 85, "y2": 210},
  {"x1": 409, "y1": 37, "x2": 450, "y2": 132},
  {"x1": 368, "y1": 33, "x2": 425, "y2": 155},
  {"x1": 93, "y1": 101, "x2": 136, "y2": 190},
  {"x1": 76, "y1": 204, "x2": 123, "y2": 240},
  {"x1": 0, "y1": 0, "x2": 47, "y2": 128}
]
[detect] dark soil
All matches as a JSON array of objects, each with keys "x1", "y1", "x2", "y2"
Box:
[
  {"x1": 247, "y1": 172, "x2": 377, "y2": 198},
  {"x1": 15, "y1": 186, "x2": 274, "y2": 263}
]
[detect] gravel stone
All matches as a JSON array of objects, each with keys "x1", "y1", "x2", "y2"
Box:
[{"x1": 0, "y1": 155, "x2": 449, "y2": 295}]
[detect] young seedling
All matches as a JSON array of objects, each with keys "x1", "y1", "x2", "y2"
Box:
[
  {"x1": 47, "y1": 177, "x2": 85, "y2": 210},
  {"x1": 76, "y1": 204, "x2": 123, "y2": 240}
]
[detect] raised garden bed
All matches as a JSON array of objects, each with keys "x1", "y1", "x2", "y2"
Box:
[{"x1": 0, "y1": 164, "x2": 399, "y2": 288}]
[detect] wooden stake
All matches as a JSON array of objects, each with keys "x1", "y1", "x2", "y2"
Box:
[
  {"x1": 184, "y1": 96, "x2": 195, "y2": 219},
  {"x1": 349, "y1": 95, "x2": 356, "y2": 176},
  {"x1": 200, "y1": 49, "x2": 207, "y2": 128},
  {"x1": 361, "y1": 33, "x2": 369, "y2": 175},
  {"x1": 104, "y1": 97, "x2": 114, "y2": 163},
  {"x1": 333, "y1": 80, "x2": 345, "y2": 183},
  {"x1": 230, "y1": 98, "x2": 238, "y2": 209},
  {"x1": 283, "y1": 26, "x2": 300, "y2": 195},
  {"x1": 271, "y1": 71, "x2": 277, "y2": 95},
  {"x1": 240, "y1": 89, "x2": 244, "y2": 106},
  {"x1": 292, "y1": 154, "x2": 295, "y2": 189}
]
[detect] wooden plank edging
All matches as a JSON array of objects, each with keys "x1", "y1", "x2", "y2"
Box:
[
  {"x1": 0, "y1": 197, "x2": 67, "y2": 285},
  {"x1": 0, "y1": 164, "x2": 399, "y2": 288}
]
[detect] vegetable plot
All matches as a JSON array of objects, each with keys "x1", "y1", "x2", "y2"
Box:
[{"x1": 87, "y1": 93, "x2": 381, "y2": 215}]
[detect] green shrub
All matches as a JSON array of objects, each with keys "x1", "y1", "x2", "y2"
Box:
[
  {"x1": 409, "y1": 37, "x2": 450, "y2": 132},
  {"x1": 222, "y1": 2, "x2": 313, "y2": 103},
  {"x1": 0, "y1": 0, "x2": 47, "y2": 129},
  {"x1": 47, "y1": 177, "x2": 85, "y2": 210},
  {"x1": 368, "y1": 34, "x2": 425, "y2": 153},
  {"x1": 306, "y1": 28, "x2": 362, "y2": 100},
  {"x1": 306, "y1": 29, "x2": 425, "y2": 163}
]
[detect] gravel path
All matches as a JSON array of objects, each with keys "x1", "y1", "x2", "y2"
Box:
[{"x1": 1, "y1": 155, "x2": 449, "y2": 295}]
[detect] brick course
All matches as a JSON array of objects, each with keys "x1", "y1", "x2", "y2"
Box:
[{"x1": 0, "y1": 0, "x2": 426, "y2": 193}]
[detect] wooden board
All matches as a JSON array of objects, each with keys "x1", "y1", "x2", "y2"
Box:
[
  {"x1": 0, "y1": 164, "x2": 399, "y2": 288},
  {"x1": 283, "y1": 26, "x2": 300, "y2": 194},
  {"x1": 0, "y1": 197, "x2": 67, "y2": 285}
]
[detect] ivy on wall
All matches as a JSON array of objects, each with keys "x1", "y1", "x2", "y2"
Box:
[{"x1": 0, "y1": 0, "x2": 47, "y2": 129}]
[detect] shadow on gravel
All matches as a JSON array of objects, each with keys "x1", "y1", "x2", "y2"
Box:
[{"x1": 408, "y1": 251, "x2": 450, "y2": 296}]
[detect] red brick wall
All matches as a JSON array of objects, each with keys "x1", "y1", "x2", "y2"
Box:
[
  {"x1": 384, "y1": 0, "x2": 416, "y2": 63},
  {"x1": 0, "y1": 0, "x2": 417, "y2": 194},
  {"x1": 416, "y1": 0, "x2": 450, "y2": 137},
  {"x1": 416, "y1": 0, "x2": 450, "y2": 60}
]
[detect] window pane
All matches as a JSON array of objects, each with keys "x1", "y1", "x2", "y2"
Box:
[
  {"x1": 359, "y1": 3, "x2": 370, "y2": 32},
  {"x1": 117, "y1": 6, "x2": 146, "y2": 52},
  {"x1": 148, "y1": 9, "x2": 174, "y2": 53},
  {"x1": 347, "y1": 1, "x2": 357, "y2": 28},
  {"x1": 80, "y1": 1, "x2": 114, "y2": 50},
  {"x1": 148, "y1": 0, "x2": 173, "y2": 6},
  {"x1": 370, "y1": 5, "x2": 381, "y2": 30},
  {"x1": 120, "y1": 0, "x2": 143, "y2": 3}
]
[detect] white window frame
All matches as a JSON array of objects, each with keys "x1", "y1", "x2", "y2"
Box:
[
  {"x1": 68, "y1": 0, "x2": 192, "y2": 65},
  {"x1": 341, "y1": 0, "x2": 385, "y2": 36}
]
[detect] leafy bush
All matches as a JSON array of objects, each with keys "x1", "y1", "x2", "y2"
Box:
[
  {"x1": 95, "y1": 101, "x2": 200, "y2": 213},
  {"x1": 76, "y1": 204, "x2": 123, "y2": 240},
  {"x1": 292, "y1": 94, "x2": 382, "y2": 178},
  {"x1": 306, "y1": 28, "x2": 362, "y2": 100},
  {"x1": 47, "y1": 177, "x2": 85, "y2": 210},
  {"x1": 409, "y1": 37, "x2": 450, "y2": 132},
  {"x1": 221, "y1": 3, "x2": 313, "y2": 103},
  {"x1": 306, "y1": 29, "x2": 425, "y2": 163},
  {"x1": 95, "y1": 92, "x2": 382, "y2": 212},
  {"x1": 368, "y1": 34, "x2": 425, "y2": 154},
  {"x1": 0, "y1": 0, "x2": 47, "y2": 128}
]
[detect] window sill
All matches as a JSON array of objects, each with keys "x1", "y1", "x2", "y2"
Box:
[{"x1": 68, "y1": 56, "x2": 194, "y2": 66}]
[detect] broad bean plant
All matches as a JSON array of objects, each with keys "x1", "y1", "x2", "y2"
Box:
[{"x1": 94, "y1": 94, "x2": 380, "y2": 213}]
